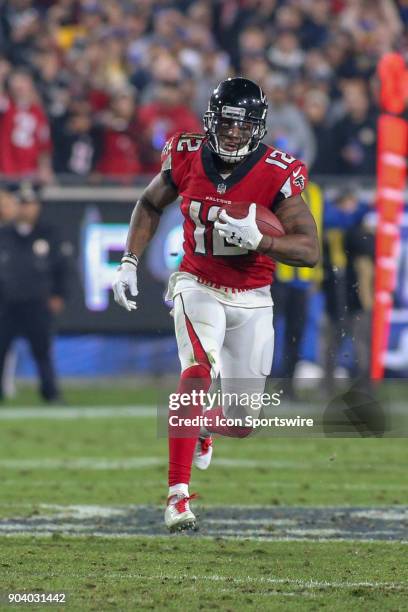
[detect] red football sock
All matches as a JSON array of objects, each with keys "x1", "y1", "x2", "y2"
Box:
[
  {"x1": 204, "y1": 406, "x2": 253, "y2": 438},
  {"x1": 168, "y1": 364, "x2": 211, "y2": 486}
]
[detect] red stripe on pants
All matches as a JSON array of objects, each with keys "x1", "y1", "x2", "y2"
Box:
[{"x1": 168, "y1": 304, "x2": 212, "y2": 486}]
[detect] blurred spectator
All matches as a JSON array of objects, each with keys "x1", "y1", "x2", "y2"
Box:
[
  {"x1": 211, "y1": 0, "x2": 277, "y2": 68},
  {"x1": 0, "y1": 189, "x2": 19, "y2": 399},
  {"x1": 263, "y1": 73, "x2": 316, "y2": 167},
  {"x1": 33, "y1": 49, "x2": 71, "y2": 120},
  {"x1": 0, "y1": 0, "x2": 42, "y2": 66},
  {"x1": 340, "y1": 0, "x2": 402, "y2": 59},
  {"x1": 192, "y1": 49, "x2": 231, "y2": 117},
  {"x1": 271, "y1": 275, "x2": 311, "y2": 399},
  {"x1": 95, "y1": 88, "x2": 141, "y2": 181},
  {"x1": 0, "y1": 184, "x2": 72, "y2": 403},
  {"x1": 274, "y1": 3, "x2": 304, "y2": 35},
  {"x1": 323, "y1": 31, "x2": 360, "y2": 82},
  {"x1": 303, "y1": 89, "x2": 336, "y2": 175},
  {"x1": 0, "y1": 0, "x2": 404, "y2": 182},
  {"x1": 268, "y1": 30, "x2": 305, "y2": 76},
  {"x1": 344, "y1": 215, "x2": 375, "y2": 382},
  {"x1": 301, "y1": 0, "x2": 331, "y2": 49},
  {"x1": 238, "y1": 25, "x2": 268, "y2": 67},
  {"x1": 321, "y1": 189, "x2": 371, "y2": 389},
  {"x1": 397, "y1": 0, "x2": 408, "y2": 24},
  {"x1": 127, "y1": 11, "x2": 151, "y2": 88},
  {"x1": 303, "y1": 49, "x2": 333, "y2": 85},
  {"x1": 150, "y1": 8, "x2": 186, "y2": 50},
  {"x1": 241, "y1": 56, "x2": 270, "y2": 91},
  {"x1": 138, "y1": 77, "x2": 201, "y2": 174},
  {"x1": 97, "y1": 34, "x2": 129, "y2": 92},
  {"x1": 52, "y1": 98, "x2": 100, "y2": 178},
  {"x1": 0, "y1": 69, "x2": 54, "y2": 183},
  {"x1": 331, "y1": 80, "x2": 377, "y2": 175}
]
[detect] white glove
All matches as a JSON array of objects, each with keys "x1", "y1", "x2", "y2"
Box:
[
  {"x1": 112, "y1": 259, "x2": 138, "y2": 311},
  {"x1": 214, "y1": 203, "x2": 263, "y2": 250}
]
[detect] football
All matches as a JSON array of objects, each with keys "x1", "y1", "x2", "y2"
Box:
[{"x1": 219, "y1": 201, "x2": 285, "y2": 238}]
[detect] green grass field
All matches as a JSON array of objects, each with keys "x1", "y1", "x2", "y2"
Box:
[{"x1": 0, "y1": 384, "x2": 407, "y2": 611}]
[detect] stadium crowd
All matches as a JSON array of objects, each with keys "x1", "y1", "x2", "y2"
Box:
[{"x1": 0, "y1": 0, "x2": 405, "y2": 184}]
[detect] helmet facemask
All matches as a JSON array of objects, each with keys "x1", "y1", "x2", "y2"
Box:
[{"x1": 204, "y1": 106, "x2": 266, "y2": 164}]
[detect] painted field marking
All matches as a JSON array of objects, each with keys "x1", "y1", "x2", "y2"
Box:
[
  {"x1": 0, "y1": 457, "x2": 312, "y2": 470},
  {"x1": 0, "y1": 563, "x2": 404, "y2": 593},
  {"x1": 352, "y1": 509, "x2": 408, "y2": 521},
  {"x1": 106, "y1": 573, "x2": 408, "y2": 591},
  {"x1": 0, "y1": 457, "x2": 164, "y2": 470},
  {"x1": 1, "y1": 570, "x2": 401, "y2": 592},
  {"x1": 0, "y1": 402, "x2": 407, "y2": 420},
  {"x1": 0, "y1": 406, "x2": 154, "y2": 420},
  {"x1": 217, "y1": 590, "x2": 314, "y2": 598},
  {"x1": 0, "y1": 504, "x2": 407, "y2": 542}
]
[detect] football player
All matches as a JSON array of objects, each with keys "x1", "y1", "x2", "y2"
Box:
[{"x1": 112, "y1": 78, "x2": 319, "y2": 531}]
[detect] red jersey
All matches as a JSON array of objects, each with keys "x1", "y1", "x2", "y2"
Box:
[
  {"x1": 0, "y1": 97, "x2": 51, "y2": 176},
  {"x1": 96, "y1": 125, "x2": 141, "y2": 177},
  {"x1": 161, "y1": 132, "x2": 308, "y2": 290}
]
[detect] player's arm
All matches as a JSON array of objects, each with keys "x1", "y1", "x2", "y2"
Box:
[
  {"x1": 125, "y1": 172, "x2": 178, "y2": 257},
  {"x1": 112, "y1": 172, "x2": 178, "y2": 311},
  {"x1": 258, "y1": 194, "x2": 319, "y2": 268}
]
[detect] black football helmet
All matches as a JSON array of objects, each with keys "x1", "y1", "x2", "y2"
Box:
[{"x1": 203, "y1": 77, "x2": 268, "y2": 163}]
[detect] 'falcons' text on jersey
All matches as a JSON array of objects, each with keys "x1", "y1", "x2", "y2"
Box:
[{"x1": 161, "y1": 132, "x2": 308, "y2": 290}]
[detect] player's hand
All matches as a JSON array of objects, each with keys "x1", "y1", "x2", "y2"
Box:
[
  {"x1": 112, "y1": 261, "x2": 138, "y2": 311},
  {"x1": 214, "y1": 203, "x2": 263, "y2": 250}
]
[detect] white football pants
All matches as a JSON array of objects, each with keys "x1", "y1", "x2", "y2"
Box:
[{"x1": 173, "y1": 289, "x2": 274, "y2": 417}]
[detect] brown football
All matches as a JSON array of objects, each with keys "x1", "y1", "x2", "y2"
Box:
[{"x1": 219, "y1": 201, "x2": 285, "y2": 238}]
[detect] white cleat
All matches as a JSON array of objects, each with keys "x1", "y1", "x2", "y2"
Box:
[
  {"x1": 165, "y1": 493, "x2": 198, "y2": 532},
  {"x1": 193, "y1": 436, "x2": 213, "y2": 470}
]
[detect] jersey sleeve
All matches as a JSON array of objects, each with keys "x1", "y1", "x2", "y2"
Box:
[
  {"x1": 278, "y1": 162, "x2": 308, "y2": 199},
  {"x1": 161, "y1": 131, "x2": 204, "y2": 192}
]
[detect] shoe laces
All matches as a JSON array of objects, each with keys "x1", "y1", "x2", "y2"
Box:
[
  {"x1": 200, "y1": 437, "x2": 212, "y2": 454},
  {"x1": 173, "y1": 493, "x2": 198, "y2": 514}
]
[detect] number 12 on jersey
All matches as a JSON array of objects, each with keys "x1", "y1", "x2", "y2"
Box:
[{"x1": 189, "y1": 200, "x2": 248, "y2": 257}]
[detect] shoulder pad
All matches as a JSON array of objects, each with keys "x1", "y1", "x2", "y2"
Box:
[
  {"x1": 258, "y1": 146, "x2": 308, "y2": 198},
  {"x1": 161, "y1": 131, "x2": 204, "y2": 171},
  {"x1": 161, "y1": 132, "x2": 204, "y2": 190}
]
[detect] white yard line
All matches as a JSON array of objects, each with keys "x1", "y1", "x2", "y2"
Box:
[
  {"x1": 0, "y1": 457, "x2": 311, "y2": 470},
  {"x1": 0, "y1": 567, "x2": 403, "y2": 591},
  {"x1": 0, "y1": 402, "x2": 407, "y2": 420},
  {"x1": 0, "y1": 406, "x2": 154, "y2": 419},
  {"x1": 351, "y1": 509, "x2": 408, "y2": 520},
  {"x1": 110, "y1": 574, "x2": 408, "y2": 591},
  {"x1": 0, "y1": 457, "x2": 163, "y2": 470}
]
